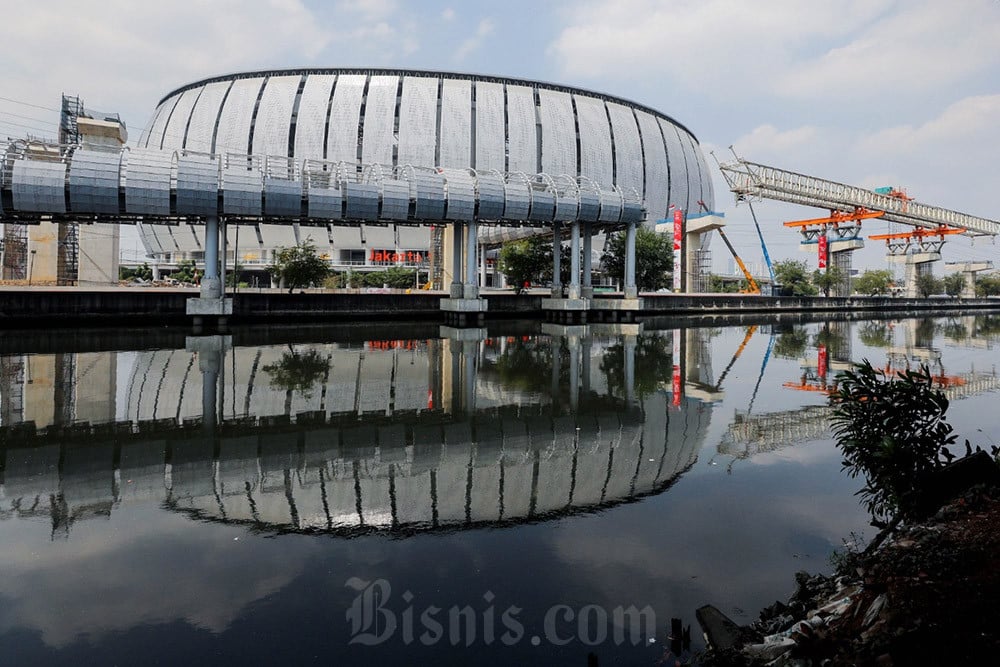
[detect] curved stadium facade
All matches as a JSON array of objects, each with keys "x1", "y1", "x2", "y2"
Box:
[{"x1": 136, "y1": 68, "x2": 714, "y2": 281}]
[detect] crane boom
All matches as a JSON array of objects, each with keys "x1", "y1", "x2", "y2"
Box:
[{"x1": 717, "y1": 227, "x2": 760, "y2": 294}]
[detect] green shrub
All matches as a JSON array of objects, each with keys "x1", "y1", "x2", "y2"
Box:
[{"x1": 831, "y1": 360, "x2": 956, "y2": 524}]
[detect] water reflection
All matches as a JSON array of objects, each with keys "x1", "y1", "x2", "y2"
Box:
[{"x1": 1, "y1": 324, "x2": 718, "y2": 539}]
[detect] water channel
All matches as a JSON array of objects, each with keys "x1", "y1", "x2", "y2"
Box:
[{"x1": 2, "y1": 312, "x2": 1000, "y2": 665}]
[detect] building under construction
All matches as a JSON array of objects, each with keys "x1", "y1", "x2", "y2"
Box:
[{"x1": 0, "y1": 95, "x2": 126, "y2": 285}]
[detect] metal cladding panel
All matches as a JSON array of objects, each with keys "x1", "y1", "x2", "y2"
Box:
[
  {"x1": 124, "y1": 149, "x2": 173, "y2": 215},
  {"x1": 363, "y1": 225, "x2": 394, "y2": 247},
  {"x1": 252, "y1": 75, "x2": 300, "y2": 157},
  {"x1": 264, "y1": 177, "x2": 301, "y2": 216},
  {"x1": 505, "y1": 85, "x2": 538, "y2": 173},
  {"x1": 136, "y1": 223, "x2": 162, "y2": 254},
  {"x1": 474, "y1": 82, "x2": 505, "y2": 171},
  {"x1": 503, "y1": 180, "x2": 530, "y2": 220},
  {"x1": 445, "y1": 178, "x2": 475, "y2": 221},
  {"x1": 439, "y1": 79, "x2": 472, "y2": 168},
  {"x1": 326, "y1": 74, "x2": 365, "y2": 163},
  {"x1": 259, "y1": 224, "x2": 298, "y2": 248},
  {"x1": 410, "y1": 171, "x2": 445, "y2": 219},
  {"x1": 380, "y1": 180, "x2": 410, "y2": 220},
  {"x1": 176, "y1": 155, "x2": 220, "y2": 216},
  {"x1": 222, "y1": 165, "x2": 262, "y2": 215},
  {"x1": 598, "y1": 191, "x2": 623, "y2": 223},
  {"x1": 144, "y1": 93, "x2": 180, "y2": 148},
  {"x1": 537, "y1": 89, "x2": 576, "y2": 177},
  {"x1": 345, "y1": 182, "x2": 379, "y2": 220},
  {"x1": 294, "y1": 74, "x2": 337, "y2": 160},
  {"x1": 397, "y1": 76, "x2": 439, "y2": 167},
  {"x1": 635, "y1": 111, "x2": 668, "y2": 221},
  {"x1": 528, "y1": 188, "x2": 555, "y2": 221},
  {"x1": 160, "y1": 87, "x2": 201, "y2": 150},
  {"x1": 607, "y1": 102, "x2": 644, "y2": 196},
  {"x1": 136, "y1": 94, "x2": 174, "y2": 148},
  {"x1": 574, "y1": 95, "x2": 613, "y2": 185},
  {"x1": 214, "y1": 77, "x2": 265, "y2": 155},
  {"x1": 397, "y1": 225, "x2": 429, "y2": 247},
  {"x1": 577, "y1": 190, "x2": 600, "y2": 222},
  {"x1": 696, "y1": 145, "x2": 715, "y2": 211},
  {"x1": 172, "y1": 222, "x2": 203, "y2": 252},
  {"x1": 150, "y1": 224, "x2": 177, "y2": 253},
  {"x1": 554, "y1": 193, "x2": 578, "y2": 221},
  {"x1": 68, "y1": 149, "x2": 121, "y2": 214},
  {"x1": 329, "y1": 225, "x2": 362, "y2": 248},
  {"x1": 621, "y1": 193, "x2": 644, "y2": 223},
  {"x1": 659, "y1": 118, "x2": 689, "y2": 216},
  {"x1": 475, "y1": 172, "x2": 505, "y2": 219},
  {"x1": 12, "y1": 159, "x2": 67, "y2": 213},
  {"x1": 307, "y1": 181, "x2": 343, "y2": 219},
  {"x1": 361, "y1": 75, "x2": 398, "y2": 166},
  {"x1": 184, "y1": 81, "x2": 230, "y2": 153},
  {"x1": 677, "y1": 129, "x2": 702, "y2": 212}
]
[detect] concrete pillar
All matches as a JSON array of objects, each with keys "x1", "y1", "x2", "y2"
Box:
[
  {"x1": 152, "y1": 264, "x2": 161, "y2": 281},
  {"x1": 464, "y1": 220, "x2": 479, "y2": 299},
  {"x1": 201, "y1": 216, "x2": 221, "y2": 299},
  {"x1": 581, "y1": 335, "x2": 592, "y2": 394},
  {"x1": 892, "y1": 254, "x2": 940, "y2": 298},
  {"x1": 479, "y1": 245, "x2": 487, "y2": 289},
  {"x1": 568, "y1": 221, "x2": 581, "y2": 300},
  {"x1": 200, "y1": 344, "x2": 221, "y2": 430},
  {"x1": 624, "y1": 221, "x2": 638, "y2": 299},
  {"x1": 582, "y1": 221, "x2": 593, "y2": 299},
  {"x1": 551, "y1": 221, "x2": 563, "y2": 298},
  {"x1": 451, "y1": 222, "x2": 464, "y2": 298}
]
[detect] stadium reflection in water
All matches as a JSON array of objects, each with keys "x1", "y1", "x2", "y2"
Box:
[
  {"x1": 3, "y1": 314, "x2": 1000, "y2": 664},
  {"x1": 1, "y1": 323, "x2": 711, "y2": 538}
]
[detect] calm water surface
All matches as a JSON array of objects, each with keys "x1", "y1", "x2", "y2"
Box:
[{"x1": 2, "y1": 313, "x2": 999, "y2": 665}]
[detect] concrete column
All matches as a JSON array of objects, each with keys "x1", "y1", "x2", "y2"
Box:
[
  {"x1": 568, "y1": 221, "x2": 581, "y2": 300},
  {"x1": 581, "y1": 335, "x2": 592, "y2": 394},
  {"x1": 220, "y1": 218, "x2": 228, "y2": 296},
  {"x1": 451, "y1": 222, "x2": 464, "y2": 298},
  {"x1": 551, "y1": 221, "x2": 563, "y2": 298},
  {"x1": 464, "y1": 220, "x2": 479, "y2": 299},
  {"x1": 201, "y1": 215, "x2": 222, "y2": 299},
  {"x1": 624, "y1": 221, "x2": 638, "y2": 299},
  {"x1": 152, "y1": 264, "x2": 161, "y2": 281},
  {"x1": 479, "y1": 244, "x2": 487, "y2": 288},
  {"x1": 200, "y1": 346, "x2": 221, "y2": 431},
  {"x1": 582, "y1": 221, "x2": 593, "y2": 299}
]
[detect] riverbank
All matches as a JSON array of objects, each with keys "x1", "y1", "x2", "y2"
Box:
[
  {"x1": 698, "y1": 475, "x2": 1000, "y2": 665},
  {"x1": 1, "y1": 286, "x2": 999, "y2": 326}
]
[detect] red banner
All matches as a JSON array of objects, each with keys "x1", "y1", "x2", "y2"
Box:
[
  {"x1": 818, "y1": 344, "x2": 828, "y2": 379},
  {"x1": 817, "y1": 235, "x2": 828, "y2": 269},
  {"x1": 672, "y1": 209, "x2": 683, "y2": 292}
]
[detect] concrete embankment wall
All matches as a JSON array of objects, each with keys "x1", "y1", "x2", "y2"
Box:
[{"x1": 0, "y1": 289, "x2": 998, "y2": 327}]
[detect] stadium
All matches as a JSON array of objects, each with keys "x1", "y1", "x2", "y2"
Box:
[{"x1": 134, "y1": 68, "x2": 714, "y2": 286}]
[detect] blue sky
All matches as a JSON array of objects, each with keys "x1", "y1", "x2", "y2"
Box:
[{"x1": 2, "y1": 0, "x2": 999, "y2": 274}]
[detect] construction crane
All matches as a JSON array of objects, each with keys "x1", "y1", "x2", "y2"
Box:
[
  {"x1": 716, "y1": 227, "x2": 761, "y2": 294},
  {"x1": 696, "y1": 199, "x2": 761, "y2": 294}
]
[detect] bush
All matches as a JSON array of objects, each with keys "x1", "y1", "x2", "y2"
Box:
[{"x1": 832, "y1": 360, "x2": 956, "y2": 524}]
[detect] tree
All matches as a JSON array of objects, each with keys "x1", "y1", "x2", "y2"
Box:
[
  {"x1": 601, "y1": 227, "x2": 673, "y2": 292},
  {"x1": 812, "y1": 266, "x2": 847, "y2": 297},
  {"x1": 262, "y1": 346, "x2": 330, "y2": 415},
  {"x1": 171, "y1": 259, "x2": 198, "y2": 284},
  {"x1": 942, "y1": 272, "x2": 966, "y2": 297},
  {"x1": 498, "y1": 237, "x2": 550, "y2": 294},
  {"x1": 269, "y1": 241, "x2": 332, "y2": 293},
  {"x1": 708, "y1": 274, "x2": 740, "y2": 293},
  {"x1": 773, "y1": 260, "x2": 818, "y2": 296},
  {"x1": 975, "y1": 273, "x2": 1000, "y2": 297},
  {"x1": 915, "y1": 273, "x2": 941, "y2": 298},
  {"x1": 854, "y1": 269, "x2": 895, "y2": 296}
]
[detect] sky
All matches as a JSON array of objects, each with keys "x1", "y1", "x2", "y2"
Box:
[{"x1": 1, "y1": 0, "x2": 999, "y2": 275}]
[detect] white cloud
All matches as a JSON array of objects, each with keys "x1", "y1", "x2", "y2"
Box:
[
  {"x1": 454, "y1": 17, "x2": 495, "y2": 62},
  {"x1": 441, "y1": 7, "x2": 456, "y2": 21},
  {"x1": 334, "y1": 0, "x2": 398, "y2": 21}
]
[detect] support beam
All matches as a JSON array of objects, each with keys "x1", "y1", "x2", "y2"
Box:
[
  {"x1": 551, "y1": 221, "x2": 562, "y2": 298},
  {"x1": 624, "y1": 221, "x2": 637, "y2": 299},
  {"x1": 451, "y1": 222, "x2": 464, "y2": 298},
  {"x1": 464, "y1": 220, "x2": 478, "y2": 299},
  {"x1": 568, "y1": 220, "x2": 581, "y2": 300},
  {"x1": 582, "y1": 221, "x2": 593, "y2": 299}
]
